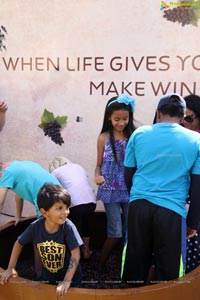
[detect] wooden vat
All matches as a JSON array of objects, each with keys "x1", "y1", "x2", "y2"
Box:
[{"x1": 0, "y1": 213, "x2": 200, "y2": 300}]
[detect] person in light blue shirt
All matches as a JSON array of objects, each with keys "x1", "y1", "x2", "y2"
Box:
[
  {"x1": 0, "y1": 160, "x2": 61, "y2": 224},
  {"x1": 125, "y1": 122, "x2": 200, "y2": 218},
  {"x1": 121, "y1": 93, "x2": 200, "y2": 286}
]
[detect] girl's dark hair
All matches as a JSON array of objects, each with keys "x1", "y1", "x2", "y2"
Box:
[
  {"x1": 37, "y1": 183, "x2": 71, "y2": 211},
  {"x1": 100, "y1": 96, "x2": 136, "y2": 161},
  {"x1": 184, "y1": 94, "x2": 200, "y2": 120}
]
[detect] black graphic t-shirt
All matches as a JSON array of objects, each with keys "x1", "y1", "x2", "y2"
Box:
[{"x1": 18, "y1": 217, "x2": 83, "y2": 285}]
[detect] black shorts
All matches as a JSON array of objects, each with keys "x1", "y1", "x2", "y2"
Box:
[{"x1": 121, "y1": 199, "x2": 186, "y2": 286}]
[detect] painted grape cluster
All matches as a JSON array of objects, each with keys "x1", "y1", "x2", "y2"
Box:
[
  {"x1": 163, "y1": 6, "x2": 195, "y2": 26},
  {"x1": 39, "y1": 109, "x2": 67, "y2": 146},
  {"x1": 0, "y1": 25, "x2": 7, "y2": 51},
  {"x1": 161, "y1": 1, "x2": 200, "y2": 27},
  {"x1": 43, "y1": 120, "x2": 64, "y2": 146}
]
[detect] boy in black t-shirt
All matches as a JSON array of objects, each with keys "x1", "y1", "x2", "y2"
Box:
[{"x1": 0, "y1": 184, "x2": 83, "y2": 297}]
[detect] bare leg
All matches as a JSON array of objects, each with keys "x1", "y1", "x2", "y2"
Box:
[
  {"x1": 145, "y1": 265, "x2": 156, "y2": 285},
  {"x1": 82, "y1": 237, "x2": 93, "y2": 259},
  {"x1": 34, "y1": 245, "x2": 42, "y2": 279},
  {"x1": 99, "y1": 237, "x2": 121, "y2": 270}
]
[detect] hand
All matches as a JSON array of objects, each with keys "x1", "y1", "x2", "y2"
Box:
[
  {"x1": 186, "y1": 226, "x2": 197, "y2": 239},
  {"x1": 56, "y1": 280, "x2": 71, "y2": 297},
  {"x1": 14, "y1": 217, "x2": 23, "y2": 226},
  {"x1": 95, "y1": 175, "x2": 106, "y2": 186},
  {"x1": 0, "y1": 101, "x2": 8, "y2": 112},
  {"x1": 185, "y1": 203, "x2": 189, "y2": 211},
  {"x1": 0, "y1": 268, "x2": 18, "y2": 284}
]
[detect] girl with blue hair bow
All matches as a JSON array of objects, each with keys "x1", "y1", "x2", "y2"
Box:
[{"x1": 95, "y1": 93, "x2": 136, "y2": 271}]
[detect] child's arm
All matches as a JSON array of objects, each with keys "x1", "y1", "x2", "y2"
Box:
[
  {"x1": 15, "y1": 194, "x2": 24, "y2": 225},
  {"x1": 95, "y1": 134, "x2": 106, "y2": 185},
  {"x1": 0, "y1": 100, "x2": 7, "y2": 131},
  {"x1": 56, "y1": 247, "x2": 80, "y2": 296},
  {"x1": 0, "y1": 240, "x2": 23, "y2": 284},
  {"x1": 0, "y1": 187, "x2": 8, "y2": 214}
]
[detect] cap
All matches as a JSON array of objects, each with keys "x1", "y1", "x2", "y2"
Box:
[
  {"x1": 49, "y1": 157, "x2": 71, "y2": 173},
  {"x1": 157, "y1": 93, "x2": 186, "y2": 110}
]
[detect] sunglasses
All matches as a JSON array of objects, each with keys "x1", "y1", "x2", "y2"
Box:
[{"x1": 184, "y1": 115, "x2": 197, "y2": 123}]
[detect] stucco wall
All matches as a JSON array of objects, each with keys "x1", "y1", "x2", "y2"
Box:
[{"x1": 0, "y1": 0, "x2": 199, "y2": 215}]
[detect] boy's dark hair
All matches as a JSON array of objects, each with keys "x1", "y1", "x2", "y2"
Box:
[
  {"x1": 157, "y1": 94, "x2": 185, "y2": 119},
  {"x1": 158, "y1": 104, "x2": 185, "y2": 119},
  {"x1": 37, "y1": 183, "x2": 71, "y2": 211},
  {"x1": 100, "y1": 96, "x2": 136, "y2": 161}
]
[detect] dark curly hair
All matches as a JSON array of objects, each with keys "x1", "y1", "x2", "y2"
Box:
[
  {"x1": 184, "y1": 94, "x2": 200, "y2": 120},
  {"x1": 37, "y1": 183, "x2": 71, "y2": 211}
]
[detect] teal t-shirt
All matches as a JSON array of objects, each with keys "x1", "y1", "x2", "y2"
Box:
[
  {"x1": 124, "y1": 123, "x2": 200, "y2": 218},
  {"x1": 0, "y1": 160, "x2": 61, "y2": 216}
]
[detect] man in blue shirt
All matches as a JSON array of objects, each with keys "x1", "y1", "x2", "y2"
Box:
[{"x1": 121, "y1": 93, "x2": 200, "y2": 286}]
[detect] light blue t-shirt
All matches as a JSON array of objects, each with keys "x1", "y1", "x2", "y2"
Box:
[
  {"x1": 0, "y1": 160, "x2": 61, "y2": 216},
  {"x1": 124, "y1": 123, "x2": 200, "y2": 218}
]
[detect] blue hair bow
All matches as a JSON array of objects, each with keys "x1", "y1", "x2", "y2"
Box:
[{"x1": 108, "y1": 94, "x2": 135, "y2": 112}]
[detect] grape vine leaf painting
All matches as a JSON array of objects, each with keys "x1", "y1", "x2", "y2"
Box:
[
  {"x1": 39, "y1": 109, "x2": 68, "y2": 146},
  {"x1": 161, "y1": 1, "x2": 200, "y2": 26}
]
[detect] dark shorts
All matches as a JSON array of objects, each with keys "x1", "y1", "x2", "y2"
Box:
[
  {"x1": 121, "y1": 199, "x2": 186, "y2": 286},
  {"x1": 68, "y1": 203, "x2": 96, "y2": 237}
]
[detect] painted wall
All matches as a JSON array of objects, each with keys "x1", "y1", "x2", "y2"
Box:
[{"x1": 0, "y1": 0, "x2": 200, "y2": 215}]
